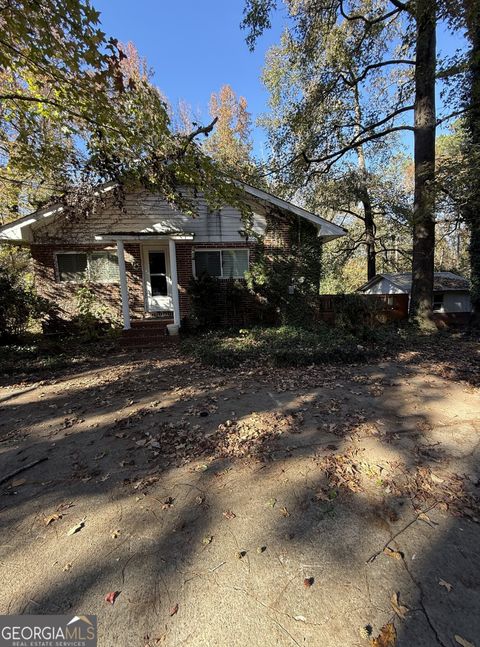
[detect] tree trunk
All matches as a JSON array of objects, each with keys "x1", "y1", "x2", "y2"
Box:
[
  {"x1": 410, "y1": 0, "x2": 437, "y2": 324},
  {"x1": 463, "y1": 0, "x2": 480, "y2": 323},
  {"x1": 353, "y1": 86, "x2": 376, "y2": 280}
]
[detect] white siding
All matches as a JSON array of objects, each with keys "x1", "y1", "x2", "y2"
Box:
[
  {"x1": 362, "y1": 278, "x2": 405, "y2": 295},
  {"x1": 442, "y1": 291, "x2": 472, "y2": 313},
  {"x1": 31, "y1": 190, "x2": 267, "y2": 244}
]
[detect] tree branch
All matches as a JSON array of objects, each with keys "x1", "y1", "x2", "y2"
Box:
[
  {"x1": 339, "y1": 0, "x2": 402, "y2": 25},
  {"x1": 342, "y1": 60, "x2": 415, "y2": 87}
]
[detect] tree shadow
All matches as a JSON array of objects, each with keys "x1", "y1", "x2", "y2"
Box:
[{"x1": 0, "y1": 333, "x2": 479, "y2": 646}]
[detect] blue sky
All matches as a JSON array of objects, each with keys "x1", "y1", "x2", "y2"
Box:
[
  {"x1": 94, "y1": 0, "x2": 284, "y2": 158},
  {"x1": 94, "y1": 1, "x2": 466, "y2": 158}
]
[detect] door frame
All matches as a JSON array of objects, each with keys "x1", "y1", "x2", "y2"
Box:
[{"x1": 142, "y1": 244, "x2": 174, "y2": 312}]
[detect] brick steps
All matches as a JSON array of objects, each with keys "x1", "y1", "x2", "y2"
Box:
[{"x1": 121, "y1": 319, "x2": 175, "y2": 347}]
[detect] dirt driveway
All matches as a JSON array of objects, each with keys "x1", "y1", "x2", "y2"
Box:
[{"x1": 0, "y1": 338, "x2": 479, "y2": 647}]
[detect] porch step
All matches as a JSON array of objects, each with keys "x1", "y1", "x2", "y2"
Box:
[{"x1": 121, "y1": 319, "x2": 175, "y2": 347}]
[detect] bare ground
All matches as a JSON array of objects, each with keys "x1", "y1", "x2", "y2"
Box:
[{"x1": 0, "y1": 335, "x2": 479, "y2": 647}]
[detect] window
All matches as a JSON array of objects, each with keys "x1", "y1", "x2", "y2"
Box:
[
  {"x1": 56, "y1": 252, "x2": 119, "y2": 283},
  {"x1": 194, "y1": 249, "x2": 249, "y2": 279},
  {"x1": 433, "y1": 293, "x2": 444, "y2": 312}
]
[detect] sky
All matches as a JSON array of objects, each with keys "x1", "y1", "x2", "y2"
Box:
[
  {"x1": 94, "y1": 1, "x2": 467, "y2": 159},
  {"x1": 94, "y1": 0, "x2": 284, "y2": 158}
]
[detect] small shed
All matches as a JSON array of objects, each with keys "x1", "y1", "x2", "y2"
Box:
[{"x1": 357, "y1": 272, "x2": 472, "y2": 322}]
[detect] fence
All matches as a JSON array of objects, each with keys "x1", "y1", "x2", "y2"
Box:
[{"x1": 312, "y1": 293, "x2": 409, "y2": 325}]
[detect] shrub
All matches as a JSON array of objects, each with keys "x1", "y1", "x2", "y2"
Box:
[
  {"x1": 0, "y1": 268, "x2": 50, "y2": 342},
  {"x1": 73, "y1": 283, "x2": 118, "y2": 341},
  {"x1": 187, "y1": 272, "x2": 221, "y2": 329},
  {"x1": 332, "y1": 294, "x2": 384, "y2": 333}
]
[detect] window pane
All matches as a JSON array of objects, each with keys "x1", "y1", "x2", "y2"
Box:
[
  {"x1": 89, "y1": 252, "x2": 118, "y2": 282},
  {"x1": 195, "y1": 251, "x2": 221, "y2": 277},
  {"x1": 222, "y1": 250, "x2": 249, "y2": 278},
  {"x1": 149, "y1": 252, "x2": 166, "y2": 275},
  {"x1": 57, "y1": 253, "x2": 87, "y2": 282},
  {"x1": 151, "y1": 274, "x2": 167, "y2": 296}
]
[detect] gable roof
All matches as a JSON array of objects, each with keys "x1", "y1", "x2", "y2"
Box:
[
  {"x1": 0, "y1": 181, "x2": 346, "y2": 244},
  {"x1": 358, "y1": 272, "x2": 470, "y2": 293}
]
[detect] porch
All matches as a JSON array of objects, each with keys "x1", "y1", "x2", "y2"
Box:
[{"x1": 94, "y1": 232, "x2": 193, "y2": 335}]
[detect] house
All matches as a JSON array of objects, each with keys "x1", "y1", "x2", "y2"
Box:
[
  {"x1": 357, "y1": 272, "x2": 472, "y2": 324},
  {"x1": 0, "y1": 183, "x2": 346, "y2": 339}
]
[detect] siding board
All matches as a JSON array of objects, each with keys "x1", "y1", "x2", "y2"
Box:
[{"x1": 31, "y1": 190, "x2": 267, "y2": 244}]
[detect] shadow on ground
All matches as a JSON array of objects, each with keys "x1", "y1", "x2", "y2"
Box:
[{"x1": 0, "y1": 334, "x2": 479, "y2": 646}]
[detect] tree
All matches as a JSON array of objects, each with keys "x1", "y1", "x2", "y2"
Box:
[
  {"x1": 460, "y1": 0, "x2": 480, "y2": 320},
  {"x1": 0, "y1": 2, "x2": 242, "y2": 224},
  {"x1": 258, "y1": 5, "x2": 411, "y2": 280},
  {"x1": 203, "y1": 84, "x2": 256, "y2": 182},
  {"x1": 242, "y1": 0, "x2": 466, "y2": 323}
]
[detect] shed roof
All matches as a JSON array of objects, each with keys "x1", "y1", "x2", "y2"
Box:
[{"x1": 358, "y1": 272, "x2": 470, "y2": 293}]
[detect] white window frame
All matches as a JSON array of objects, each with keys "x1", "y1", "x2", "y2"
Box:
[
  {"x1": 55, "y1": 250, "x2": 119, "y2": 284},
  {"x1": 193, "y1": 248, "x2": 250, "y2": 279}
]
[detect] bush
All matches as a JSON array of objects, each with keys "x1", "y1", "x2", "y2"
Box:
[
  {"x1": 0, "y1": 268, "x2": 50, "y2": 342},
  {"x1": 331, "y1": 294, "x2": 384, "y2": 334},
  {"x1": 72, "y1": 283, "x2": 118, "y2": 341},
  {"x1": 187, "y1": 272, "x2": 221, "y2": 329}
]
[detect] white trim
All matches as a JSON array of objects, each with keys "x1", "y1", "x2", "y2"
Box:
[
  {"x1": 169, "y1": 239, "x2": 181, "y2": 326},
  {"x1": 193, "y1": 247, "x2": 250, "y2": 279},
  {"x1": 95, "y1": 233, "x2": 194, "y2": 242},
  {"x1": 239, "y1": 183, "x2": 347, "y2": 239},
  {"x1": 142, "y1": 244, "x2": 174, "y2": 313},
  {"x1": 117, "y1": 240, "x2": 131, "y2": 330}
]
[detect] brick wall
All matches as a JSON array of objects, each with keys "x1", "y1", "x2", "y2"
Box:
[
  {"x1": 31, "y1": 243, "x2": 145, "y2": 322},
  {"x1": 30, "y1": 209, "x2": 296, "y2": 326}
]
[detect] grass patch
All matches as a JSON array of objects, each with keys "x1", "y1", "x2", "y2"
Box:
[{"x1": 181, "y1": 323, "x2": 410, "y2": 368}]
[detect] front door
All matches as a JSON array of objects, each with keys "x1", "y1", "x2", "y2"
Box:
[{"x1": 143, "y1": 246, "x2": 174, "y2": 312}]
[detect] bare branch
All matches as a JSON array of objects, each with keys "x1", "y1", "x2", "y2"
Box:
[{"x1": 339, "y1": 0, "x2": 402, "y2": 25}]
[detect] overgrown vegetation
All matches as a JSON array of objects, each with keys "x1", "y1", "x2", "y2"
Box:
[
  {"x1": 182, "y1": 322, "x2": 409, "y2": 369},
  {"x1": 0, "y1": 268, "x2": 49, "y2": 341}
]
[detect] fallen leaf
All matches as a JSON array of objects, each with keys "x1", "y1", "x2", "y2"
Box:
[
  {"x1": 104, "y1": 591, "x2": 119, "y2": 605},
  {"x1": 439, "y1": 579, "x2": 453, "y2": 592},
  {"x1": 455, "y1": 636, "x2": 476, "y2": 647},
  {"x1": 202, "y1": 535, "x2": 213, "y2": 545},
  {"x1": 162, "y1": 497, "x2": 174, "y2": 509},
  {"x1": 45, "y1": 513, "x2": 62, "y2": 526},
  {"x1": 293, "y1": 615, "x2": 306, "y2": 622},
  {"x1": 370, "y1": 622, "x2": 397, "y2": 647},
  {"x1": 169, "y1": 603, "x2": 179, "y2": 616},
  {"x1": 266, "y1": 498, "x2": 277, "y2": 508},
  {"x1": 223, "y1": 510, "x2": 236, "y2": 520},
  {"x1": 383, "y1": 546, "x2": 404, "y2": 561},
  {"x1": 11, "y1": 478, "x2": 27, "y2": 487},
  {"x1": 111, "y1": 529, "x2": 120, "y2": 539},
  {"x1": 280, "y1": 506, "x2": 290, "y2": 517},
  {"x1": 303, "y1": 577, "x2": 314, "y2": 588},
  {"x1": 62, "y1": 562, "x2": 72, "y2": 572},
  {"x1": 67, "y1": 517, "x2": 85, "y2": 536},
  {"x1": 390, "y1": 592, "x2": 409, "y2": 619},
  {"x1": 236, "y1": 550, "x2": 247, "y2": 559}
]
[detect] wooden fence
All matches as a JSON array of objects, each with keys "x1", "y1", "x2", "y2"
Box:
[{"x1": 312, "y1": 293, "x2": 409, "y2": 325}]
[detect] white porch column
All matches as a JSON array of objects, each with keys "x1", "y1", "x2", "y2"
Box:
[
  {"x1": 168, "y1": 238, "x2": 181, "y2": 326},
  {"x1": 116, "y1": 239, "x2": 131, "y2": 330}
]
